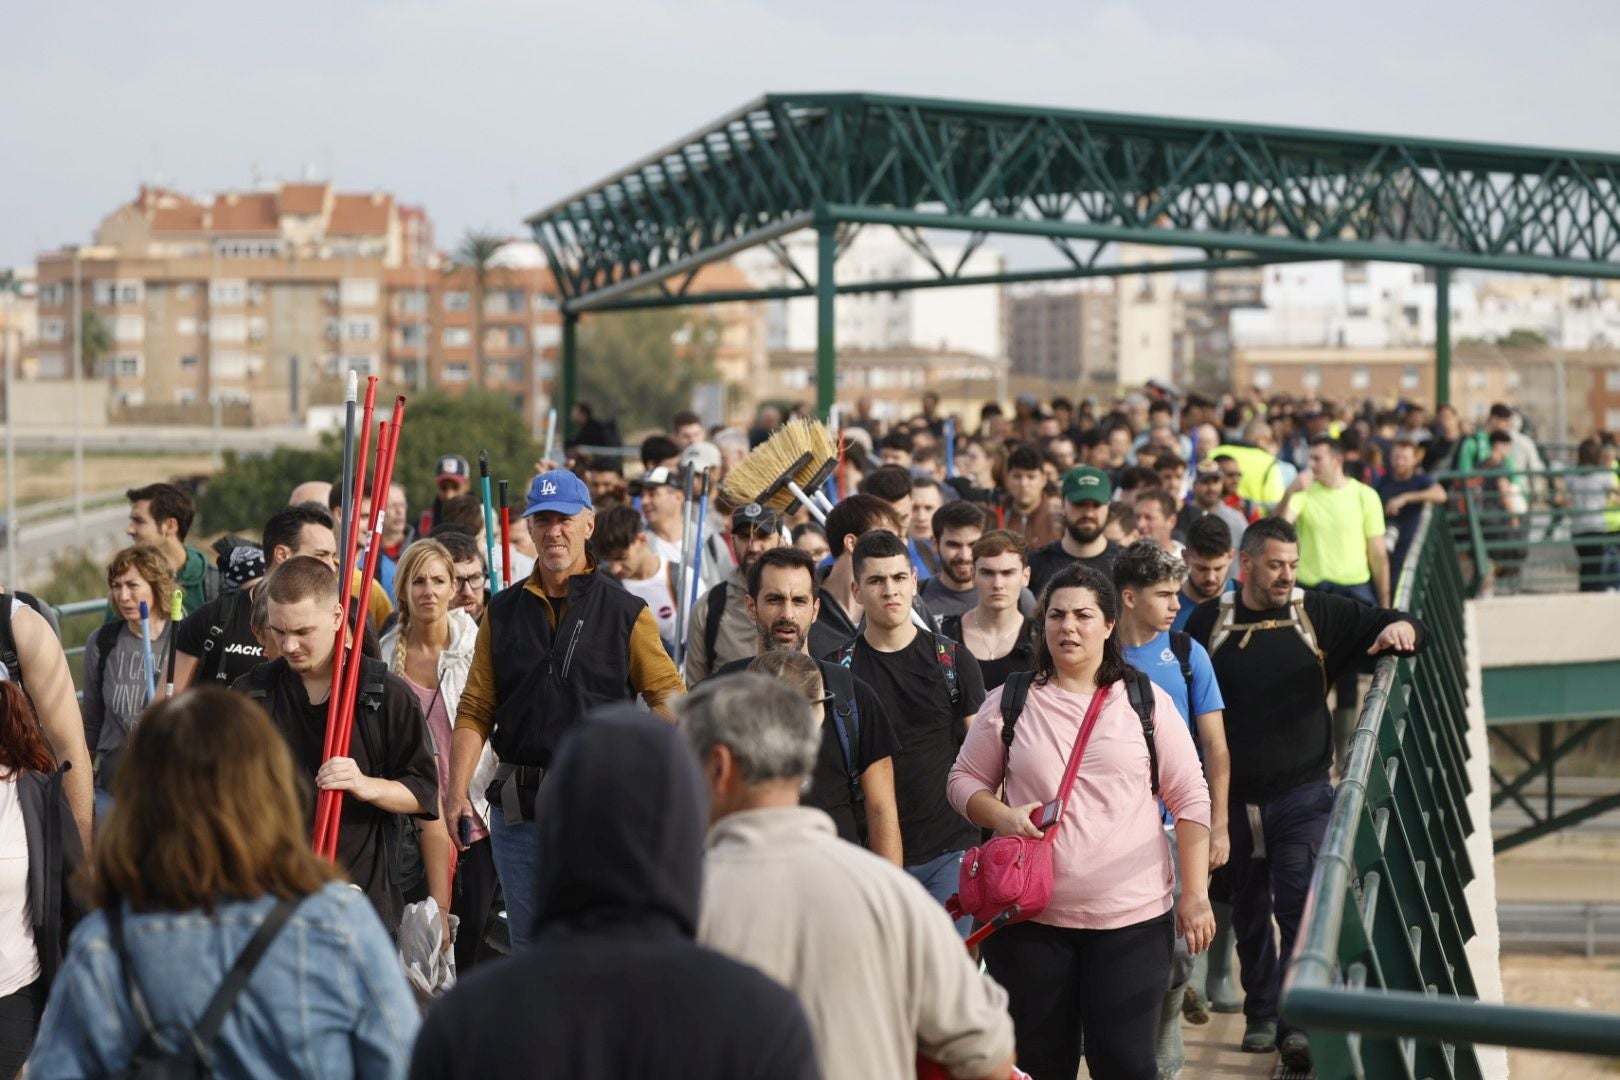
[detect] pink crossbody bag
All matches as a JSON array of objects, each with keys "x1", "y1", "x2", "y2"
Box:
[{"x1": 948, "y1": 673, "x2": 1108, "y2": 932}]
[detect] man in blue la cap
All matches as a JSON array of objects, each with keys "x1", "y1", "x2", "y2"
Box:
[{"x1": 449, "y1": 469, "x2": 686, "y2": 950}]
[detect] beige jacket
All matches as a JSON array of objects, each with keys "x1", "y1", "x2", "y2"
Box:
[{"x1": 699, "y1": 807, "x2": 1015, "y2": 1080}]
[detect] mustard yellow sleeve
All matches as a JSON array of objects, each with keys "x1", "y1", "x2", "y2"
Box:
[
  {"x1": 628, "y1": 607, "x2": 686, "y2": 719},
  {"x1": 455, "y1": 613, "x2": 498, "y2": 739}
]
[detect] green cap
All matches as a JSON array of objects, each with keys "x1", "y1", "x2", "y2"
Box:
[{"x1": 1061, "y1": 465, "x2": 1113, "y2": 505}]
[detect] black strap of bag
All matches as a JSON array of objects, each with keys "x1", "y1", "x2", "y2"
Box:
[{"x1": 106, "y1": 895, "x2": 301, "y2": 1076}]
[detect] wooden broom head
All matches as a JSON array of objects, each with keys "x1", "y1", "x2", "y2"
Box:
[
  {"x1": 787, "y1": 419, "x2": 839, "y2": 491},
  {"x1": 720, "y1": 418, "x2": 841, "y2": 514}
]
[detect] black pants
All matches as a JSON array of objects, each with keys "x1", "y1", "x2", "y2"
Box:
[
  {"x1": 980, "y1": 912, "x2": 1173, "y2": 1080},
  {"x1": 0, "y1": 979, "x2": 41, "y2": 1079},
  {"x1": 452, "y1": 837, "x2": 499, "y2": 973},
  {"x1": 1574, "y1": 532, "x2": 1611, "y2": 593}
]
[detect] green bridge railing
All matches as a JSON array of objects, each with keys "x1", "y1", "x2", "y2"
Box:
[{"x1": 1281, "y1": 505, "x2": 1620, "y2": 1077}]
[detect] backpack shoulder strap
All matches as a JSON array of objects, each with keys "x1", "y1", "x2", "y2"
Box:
[
  {"x1": 93, "y1": 621, "x2": 123, "y2": 689},
  {"x1": 833, "y1": 639, "x2": 856, "y2": 669},
  {"x1": 999, "y1": 671, "x2": 1036, "y2": 755},
  {"x1": 1207, "y1": 590, "x2": 1239, "y2": 658},
  {"x1": 1168, "y1": 631, "x2": 1195, "y2": 706},
  {"x1": 1289, "y1": 587, "x2": 1324, "y2": 662},
  {"x1": 703, "y1": 582, "x2": 729, "y2": 664},
  {"x1": 1124, "y1": 671, "x2": 1161, "y2": 797},
  {"x1": 0, "y1": 597, "x2": 20, "y2": 688},
  {"x1": 190, "y1": 896, "x2": 301, "y2": 1061},
  {"x1": 931, "y1": 632, "x2": 962, "y2": 714},
  {"x1": 820, "y1": 662, "x2": 860, "y2": 771},
  {"x1": 352, "y1": 656, "x2": 391, "y2": 767},
  {"x1": 240, "y1": 660, "x2": 275, "y2": 705}
]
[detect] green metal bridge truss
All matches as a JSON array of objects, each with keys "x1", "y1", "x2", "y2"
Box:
[{"x1": 526, "y1": 92, "x2": 1620, "y2": 419}]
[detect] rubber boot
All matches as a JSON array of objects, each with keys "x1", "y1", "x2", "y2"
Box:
[
  {"x1": 1155, "y1": 985, "x2": 1186, "y2": 1079},
  {"x1": 1205, "y1": 900, "x2": 1242, "y2": 1013}
]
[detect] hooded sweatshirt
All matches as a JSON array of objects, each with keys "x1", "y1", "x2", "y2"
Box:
[{"x1": 409, "y1": 708, "x2": 820, "y2": 1080}]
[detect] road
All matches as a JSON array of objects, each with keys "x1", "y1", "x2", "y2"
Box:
[{"x1": 4, "y1": 503, "x2": 130, "y2": 588}]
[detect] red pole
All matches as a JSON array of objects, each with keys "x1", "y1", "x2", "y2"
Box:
[
  {"x1": 498, "y1": 485, "x2": 513, "y2": 592},
  {"x1": 314, "y1": 378, "x2": 376, "y2": 856},
  {"x1": 315, "y1": 399, "x2": 407, "y2": 856}
]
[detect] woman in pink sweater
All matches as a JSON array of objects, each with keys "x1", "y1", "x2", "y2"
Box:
[{"x1": 947, "y1": 562, "x2": 1214, "y2": 1080}]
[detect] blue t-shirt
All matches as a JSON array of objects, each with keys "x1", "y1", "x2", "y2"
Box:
[
  {"x1": 1125, "y1": 630, "x2": 1224, "y2": 824},
  {"x1": 1170, "y1": 580, "x2": 1236, "y2": 631}
]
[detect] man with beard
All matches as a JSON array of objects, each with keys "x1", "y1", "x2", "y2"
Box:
[
  {"x1": 1173, "y1": 515, "x2": 1239, "y2": 632},
  {"x1": 449, "y1": 470, "x2": 685, "y2": 951},
  {"x1": 704, "y1": 547, "x2": 902, "y2": 862},
  {"x1": 683, "y1": 503, "x2": 785, "y2": 684},
  {"x1": 1027, "y1": 466, "x2": 1122, "y2": 595},
  {"x1": 919, "y1": 501, "x2": 1035, "y2": 624}
]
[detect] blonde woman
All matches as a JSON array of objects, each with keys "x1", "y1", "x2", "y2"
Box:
[{"x1": 379, "y1": 539, "x2": 494, "y2": 971}]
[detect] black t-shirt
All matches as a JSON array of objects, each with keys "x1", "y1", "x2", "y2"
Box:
[
  {"x1": 711, "y1": 657, "x2": 900, "y2": 843},
  {"x1": 1183, "y1": 591, "x2": 1427, "y2": 803},
  {"x1": 831, "y1": 632, "x2": 985, "y2": 865},
  {"x1": 232, "y1": 659, "x2": 440, "y2": 933},
  {"x1": 1027, "y1": 539, "x2": 1121, "y2": 597},
  {"x1": 940, "y1": 614, "x2": 1036, "y2": 692},
  {"x1": 174, "y1": 589, "x2": 262, "y2": 686}
]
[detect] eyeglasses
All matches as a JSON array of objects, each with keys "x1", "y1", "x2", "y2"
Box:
[{"x1": 452, "y1": 575, "x2": 483, "y2": 593}]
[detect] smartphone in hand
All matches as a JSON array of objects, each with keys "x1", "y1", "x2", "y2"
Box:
[{"x1": 1030, "y1": 799, "x2": 1063, "y2": 831}]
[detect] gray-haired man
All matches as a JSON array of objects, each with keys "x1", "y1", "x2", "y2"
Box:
[{"x1": 681, "y1": 674, "x2": 1016, "y2": 1080}]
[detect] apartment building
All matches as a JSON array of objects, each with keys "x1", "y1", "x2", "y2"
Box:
[{"x1": 1006, "y1": 284, "x2": 1118, "y2": 390}]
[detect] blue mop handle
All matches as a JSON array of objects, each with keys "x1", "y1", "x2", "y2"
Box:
[
  {"x1": 138, "y1": 601, "x2": 156, "y2": 704},
  {"x1": 944, "y1": 418, "x2": 956, "y2": 478},
  {"x1": 688, "y1": 470, "x2": 712, "y2": 613},
  {"x1": 478, "y1": 451, "x2": 499, "y2": 589}
]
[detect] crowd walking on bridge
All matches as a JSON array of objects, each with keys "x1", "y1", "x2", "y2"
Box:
[{"x1": 1, "y1": 377, "x2": 1614, "y2": 1079}]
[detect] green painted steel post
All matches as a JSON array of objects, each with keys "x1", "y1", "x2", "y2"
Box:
[
  {"x1": 816, "y1": 221, "x2": 837, "y2": 422},
  {"x1": 1435, "y1": 267, "x2": 1452, "y2": 407},
  {"x1": 561, "y1": 310, "x2": 579, "y2": 439}
]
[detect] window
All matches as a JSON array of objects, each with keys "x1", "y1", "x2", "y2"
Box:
[
  {"x1": 344, "y1": 355, "x2": 377, "y2": 376},
  {"x1": 1252, "y1": 365, "x2": 1273, "y2": 390},
  {"x1": 396, "y1": 360, "x2": 420, "y2": 386},
  {"x1": 216, "y1": 241, "x2": 280, "y2": 259},
  {"x1": 41, "y1": 318, "x2": 64, "y2": 343},
  {"x1": 1350, "y1": 366, "x2": 1370, "y2": 391},
  {"x1": 118, "y1": 282, "x2": 142, "y2": 304},
  {"x1": 532, "y1": 323, "x2": 561, "y2": 349},
  {"x1": 211, "y1": 352, "x2": 250, "y2": 378},
  {"x1": 177, "y1": 316, "x2": 199, "y2": 336},
  {"x1": 176, "y1": 283, "x2": 198, "y2": 300},
  {"x1": 444, "y1": 362, "x2": 470, "y2": 382},
  {"x1": 113, "y1": 353, "x2": 143, "y2": 377},
  {"x1": 340, "y1": 279, "x2": 379, "y2": 306},
  {"x1": 211, "y1": 390, "x2": 252, "y2": 405},
  {"x1": 92, "y1": 281, "x2": 118, "y2": 306},
  {"x1": 400, "y1": 324, "x2": 427, "y2": 347},
  {"x1": 210, "y1": 279, "x2": 246, "y2": 304},
  {"x1": 1606, "y1": 408, "x2": 1620, "y2": 431},
  {"x1": 1302, "y1": 365, "x2": 1321, "y2": 392},
  {"x1": 505, "y1": 360, "x2": 525, "y2": 383},
  {"x1": 112, "y1": 315, "x2": 145, "y2": 343},
  {"x1": 396, "y1": 290, "x2": 429, "y2": 315},
  {"x1": 37, "y1": 283, "x2": 64, "y2": 306},
  {"x1": 444, "y1": 291, "x2": 470, "y2": 311},
  {"x1": 175, "y1": 389, "x2": 198, "y2": 406},
  {"x1": 247, "y1": 317, "x2": 267, "y2": 342},
  {"x1": 179, "y1": 354, "x2": 199, "y2": 370},
  {"x1": 1400, "y1": 366, "x2": 1421, "y2": 391},
  {"x1": 1606, "y1": 370, "x2": 1620, "y2": 393},
  {"x1": 506, "y1": 326, "x2": 526, "y2": 348},
  {"x1": 210, "y1": 316, "x2": 246, "y2": 343},
  {"x1": 345, "y1": 318, "x2": 377, "y2": 342},
  {"x1": 532, "y1": 293, "x2": 559, "y2": 313},
  {"x1": 484, "y1": 289, "x2": 526, "y2": 316},
  {"x1": 114, "y1": 390, "x2": 146, "y2": 406},
  {"x1": 325, "y1": 318, "x2": 341, "y2": 342},
  {"x1": 247, "y1": 282, "x2": 265, "y2": 306},
  {"x1": 443, "y1": 327, "x2": 471, "y2": 347}
]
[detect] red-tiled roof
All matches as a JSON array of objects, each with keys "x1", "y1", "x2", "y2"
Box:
[
  {"x1": 279, "y1": 182, "x2": 329, "y2": 216},
  {"x1": 210, "y1": 192, "x2": 280, "y2": 234},
  {"x1": 150, "y1": 203, "x2": 209, "y2": 232},
  {"x1": 328, "y1": 193, "x2": 393, "y2": 236}
]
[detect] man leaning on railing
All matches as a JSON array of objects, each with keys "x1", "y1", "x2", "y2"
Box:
[{"x1": 1183, "y1": 516, "x2": 1427, "y2": 1074}]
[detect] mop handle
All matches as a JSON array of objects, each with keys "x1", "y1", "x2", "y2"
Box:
[
  {"x1": 688, "y1": 469, "x2": 713, "y2": 613},
  {"x1": 138, "y1": 601, "x2": 156, "y2": 705},
  {"x1": 163, "y1": 589, "x2": 182, "y2": 697},
  {"x1": 498, "y1": 480, "x2": 512, "y2": 590},
  {"x1": 944, "y1": 417, "x2": 956, "y2": 478},
  {"x1": 784, "y1": 480, "x2": 828, "y2": 525},
  {"x1": 479, "y1": 452, "x2": 498, "y2": 591}
]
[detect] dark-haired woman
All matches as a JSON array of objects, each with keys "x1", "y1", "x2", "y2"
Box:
[
  {"x1": 947, "y1": 563, "x2": 1214, "y2": 1080},
  {"x1": 28, "y1": 689, "x2": 418, "y2": 1078},
  {"x1": 0, "y1": 681, "x2": 81, "y2": 1075}
]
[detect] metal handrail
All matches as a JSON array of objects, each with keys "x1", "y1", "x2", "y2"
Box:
[{"x1": 1281, "y1": 505, "x2": 1620, "y2": 1072}]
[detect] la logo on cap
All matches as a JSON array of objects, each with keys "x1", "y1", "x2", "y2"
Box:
[{"x1": 541, "y1": 479, "x2": 558, "y2": 495}]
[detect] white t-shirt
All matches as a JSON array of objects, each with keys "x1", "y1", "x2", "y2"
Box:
[
  {"x1": 647, "y1": 530, "x2": 682, "y2": 566},
  {"x1": 0, "y1": 779, "x2": 39, "y2": 996},
  {"x1": 620, "y1": 559, "x2": 680, "y2": 657}
]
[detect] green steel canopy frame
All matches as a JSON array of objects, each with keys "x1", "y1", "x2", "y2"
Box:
[{"x1": 526, "y1": 92, "x2": 1620, "y2": 421}]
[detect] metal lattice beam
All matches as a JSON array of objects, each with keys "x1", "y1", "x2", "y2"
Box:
[{"x1": 528, "y1": 92, "x2": 1620, "y2": 312}]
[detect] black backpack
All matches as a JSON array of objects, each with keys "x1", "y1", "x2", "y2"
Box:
[
  {"x1": 105, "y1": 895, "x2": 301, "y2": 1078},
  {"x1": 195, "y1": 590, "x2": 246, "y2": 685},
  {"x1": 819, "y1": 662, "x2": 867, "y2": 846},
  {"x1": 0, "y1": 590, "x2": 62, "y2": 689},
  {"x1": 999, "y1": 668, "x2": 1163, "y2": 796},
  {"x1": 244, "y1": 658, "x2": 424, "y2": 895},
  {"x1": 834, "y1": 631, "x2": 963, "y2": 721}
]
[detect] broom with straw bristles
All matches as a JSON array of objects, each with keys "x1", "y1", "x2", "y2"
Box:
[{"x1": 720, "y1": 418, "x2": 839, "y2": 522}]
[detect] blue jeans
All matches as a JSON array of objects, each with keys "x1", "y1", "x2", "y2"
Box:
[
  {"x1": 93, "y1": 788, "x2": 115, "y2": 827},
  {"x1": 906, "y1": 849, "x2": 971, "y2": 937},
  {"x1": 487, "y1": 812, "x2": 540, "y2": 952}
]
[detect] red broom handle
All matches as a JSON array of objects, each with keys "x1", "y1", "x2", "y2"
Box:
[
  {"x1": 314, "y1": 378, "x2": 376, "y2": 856},
  {"x1": 499, "y1": 504, "x2": 512, "y2": 590},
  {"x1": 316, "y1": 401, "x2": 406, "y2": 855}
]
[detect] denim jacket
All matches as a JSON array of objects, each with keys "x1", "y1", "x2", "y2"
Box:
[{"x1": 28, "y1": 882, "x2": 418, "y2": 1079}]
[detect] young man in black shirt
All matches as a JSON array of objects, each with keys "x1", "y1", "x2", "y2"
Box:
[
  {"x1": 172, "y1": 503, "x2": 338, "y2": 692},
  {"x1": 827, "y1": 530, "x2": 985, "y2": 934},
  {"x1": 705, "y1": 547, "x2": 902, "y2": 863},
  {"x1": 1183, "y1": 517, "x2": 1424, "y2": 1071},
  {"x1": 233, "y1": 556, "x2": 440, "y2": 935},
  {"x1": 1027, "y1": 466, "x2": 1122, "y2": 596}
]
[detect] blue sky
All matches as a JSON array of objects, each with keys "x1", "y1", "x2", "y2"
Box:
[{"x1": 5, "y1": 0, "x2": 1618, "y2": 270}]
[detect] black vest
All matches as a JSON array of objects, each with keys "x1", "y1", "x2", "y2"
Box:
[{"x1": 487, "y1": 570, "x2": 645, "y2": 767}]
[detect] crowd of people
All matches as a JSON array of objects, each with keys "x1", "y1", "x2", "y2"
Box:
[{"x1": 0, "y1": 381, "x2": 1609, "y2": 1079}]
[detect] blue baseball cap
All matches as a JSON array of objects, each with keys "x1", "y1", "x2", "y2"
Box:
[{"x1": 523, "y1": 469, "x2": 593, "y2": 518}]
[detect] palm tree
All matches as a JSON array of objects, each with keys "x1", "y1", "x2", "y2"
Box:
[
  {"x1": 455, "y1": 231, "x2": 505, "y2": 389},
  {"x1": 79, "y1": 311, "x2": 113, "y2": 377}
]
